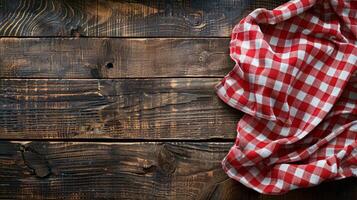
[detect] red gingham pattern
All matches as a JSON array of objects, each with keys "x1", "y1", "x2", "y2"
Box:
[{"x1": 216, "y1": 0, "x2": 357, "y2": 194}]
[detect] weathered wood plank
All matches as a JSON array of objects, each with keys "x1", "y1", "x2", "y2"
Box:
[
  {"x1": 0, "y1": 141, "x2": 356, "y2": 200},
  {"x1": 0, "y1": 38, "x2": 232, "y2": 78},
  {"x1": 0, "y1": 78, "x2": 242, "y2": 139},
  {"x1": 0, "y1": 141, "x2": 233, "y2": 200},
  {"x1": 0, "y1": 0, "x2": 97, "y2": 36},
  {"x1": 0, "y1": 0, "x2": 288, "y2": 37},
  {"x1": 94, "y1": 0, "x2": 287, "y2": 37}
]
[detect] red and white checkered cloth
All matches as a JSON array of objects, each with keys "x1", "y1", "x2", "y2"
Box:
[{"x1": 216, "y1": 0, "x2": 357, "y2": 194}]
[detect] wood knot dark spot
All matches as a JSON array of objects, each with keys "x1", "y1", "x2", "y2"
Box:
[
  {"x1": 199, "y1": 51, "x2": 209, "y2": 62},
  {"x1": 105, "y1": 62, "x2": 114, "y2": 69},
  {"x1": 90, "y1": 68, "x2": 102, "y2": 78},
  {"x1": 70, "y1": 26, "x2": 83, "y2": 37},
  {"x1": 188, "y1": 11, "x2": 205, "y2": 28},
  {"x1": 142, "y1": 165, "x2": 157, "y2": 174},
  {"x1": 157, "y1": 145, "x2": 176, "y2": 175},
  {"x1": 20, "y1": 145, "x2": 51, "y2": 178}
]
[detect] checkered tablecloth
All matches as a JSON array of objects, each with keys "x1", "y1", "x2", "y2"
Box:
[{"x1": 216, "y1": 0, "x2": 357, "y2": 194}]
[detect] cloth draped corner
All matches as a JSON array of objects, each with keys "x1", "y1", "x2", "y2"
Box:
[{"x1": 216, "y1": 0, "x2": 357, "y2": 194}]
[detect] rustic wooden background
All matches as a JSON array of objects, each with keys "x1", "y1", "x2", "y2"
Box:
[{"x1": 0, "y1": 0, "x2": 356, "y2": 199}]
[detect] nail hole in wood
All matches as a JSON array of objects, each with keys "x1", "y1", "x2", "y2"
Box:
[{"x1": 106, "y1": 62, "x2": 114, "y2": 69}]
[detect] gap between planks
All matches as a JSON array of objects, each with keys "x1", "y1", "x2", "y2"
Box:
[
  {"x1": 0, "y1": 76, "x2": 225, "y2": 80},
  {"x1": 0, "y1": 138, "x2": 235, "y2": 143},
  {"x1": 0, "y1": 36, "x2": 231, "y2": 39}
]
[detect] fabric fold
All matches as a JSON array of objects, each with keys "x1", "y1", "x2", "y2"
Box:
[{"x1": 216, "y1": 0, "x2": 357, "y2": 194}]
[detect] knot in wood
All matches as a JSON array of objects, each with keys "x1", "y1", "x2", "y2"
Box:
[
  {"x1": 70, "y1": 26, "x2": 83, "y2": 37},
  {"x1": 20, "y1": 144, "x2": 51, "y2": 178},
  {"x1": 157, "y1": 144, "x2": 176, "y2": 175},
  {"x1": 188, "y1": 11, "x2": 205, "y2": 28},
  {"x1": 199, "y1": 51, "x2": 209, "y2": 62},
  {"x1": 106, "y1": 62, "x2": 114, "y2": 69}
]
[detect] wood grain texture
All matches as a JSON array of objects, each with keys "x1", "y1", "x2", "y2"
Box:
[
  {"x1": 94, "y1": 0, "x2": 286, "y2": 37},
  {"x1": 0, "y1": 0, "x2": 97, "y2": 36},
  {"x1": 0, "y1": 141, "x2": 232, "y2": 200},
  {"x1": 0, "y1": 141, "x2": 356, "y2": 200},
  {"x1": 0, "y1": 38, "x2": 233, "y2": 78},
  {"x1": 0, "y1": 78, "x2": 242, "y2": 139},
  {"x1": 0, "y1": 0, "x2": 288, "y2": 37}
]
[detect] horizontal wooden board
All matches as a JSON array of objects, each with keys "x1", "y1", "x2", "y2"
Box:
[
  {"x1": 0, "y1": 78, "x2": 242, "y2": 139},
  {"x1": 0, "y1": 141, "x2": 356, "y2": 200},
  {"x1": 0, "y1": 38, "x2": 233, "y2": 78},
  {"x1": 0, "y1": 141, "x2": 233, "y2": 199},
  {"x1": 0, "y1": 0, "x2": 97, "y2": 36},
  {"x1": 0, "y1": 0, "x2": 288, "y2": 37}
]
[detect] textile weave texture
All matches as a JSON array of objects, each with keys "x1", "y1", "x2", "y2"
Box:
[{"x1": 216, "y1": 0, "x2": 357, "y2": 194}]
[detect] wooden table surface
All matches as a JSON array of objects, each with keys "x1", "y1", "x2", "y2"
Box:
[{"x1": 0, "y1": 0, "x2": 355, "y2": 199}]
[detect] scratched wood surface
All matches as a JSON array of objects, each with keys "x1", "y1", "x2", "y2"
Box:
[
  {"x1": 0, "y1": 0, "x2": 355, "y2": 199},
  {"x1": 0, "y1": 78, "x2": 242, "y2": 139},
  {"x1": 0, "y1": 38, "x2": 232, "y2": 78},
  {"x1": 0, "y1": 0, "x2": 287, "y2": 37}
]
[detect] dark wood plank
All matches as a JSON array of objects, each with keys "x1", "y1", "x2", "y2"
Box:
[
  {"x1": 0, "y1": 38, "x2": 232, "y2": 78},
  {"x1": 0, "y1": 141, "x2": 356, "y2": 200},
  {"x1": 94, "y1": 0, "x2": 287, "y2": 37},
  {"x1": 0, "y1": 78, "x2": 242, "y2": 139},
  {"x1": 0, "y1": 0, "x2": 97, "y2": 36},
  {"x1": 0, "y1": 0, "x2": 288, "y2": 37},
  {"x1": 0, "y1": 141, "x2": 232, "y2": 199}
]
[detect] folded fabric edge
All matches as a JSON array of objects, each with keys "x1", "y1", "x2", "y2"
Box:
[
  {"x1": 221, "y1": 134, "x2": 357, "y2": 195},
  {"x1": 215, "y1": 80, "x2": 280, "y2": 122}
]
